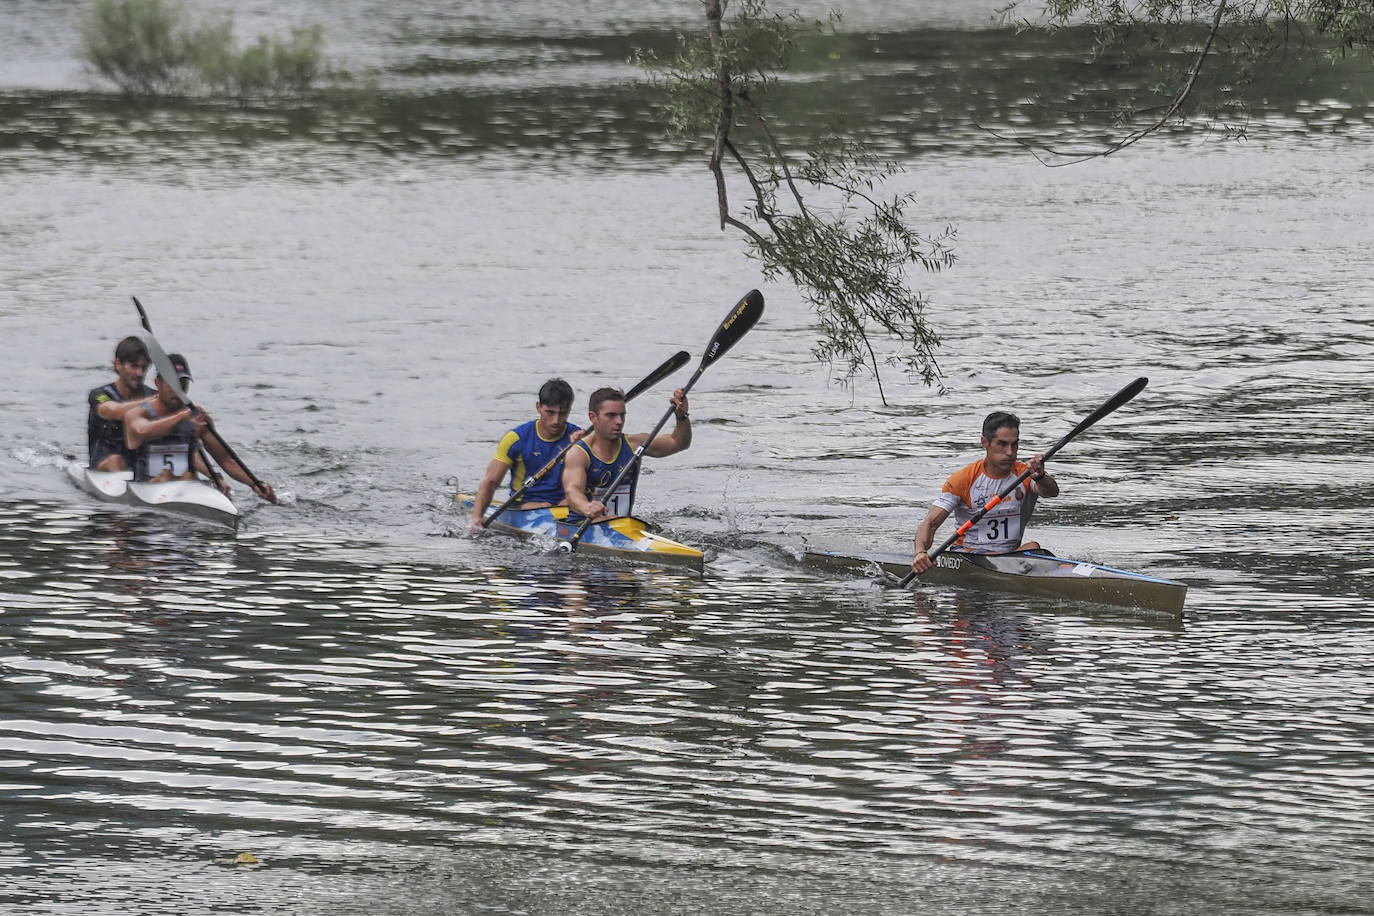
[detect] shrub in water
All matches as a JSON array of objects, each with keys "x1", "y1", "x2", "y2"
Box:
[
  {"x1": 80, "y1": 0, "x2": 197, "y2": 95},
  {"x1": 80, "y1": 0, "x2": 325, "y2": 99}
]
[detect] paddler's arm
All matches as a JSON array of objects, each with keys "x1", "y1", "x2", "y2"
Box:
[
  {"x1": 124, "y1": 404, "x2": 194, "y2": 449},
  {"x1": 472, "y1": 457, "x2": 512, "y2": 527},
  {"x1": 1027, "y1": 454, "x2": 1059, "y2": 498},
  {"x1": 911, "y1": 505, "x2": 950, "y2": 574},
  {"x1": 643, "y1": 389, "x2": 691, "y2": 458},
  {"x1": 561, "y1": 447, "x2": 605, "y2": 520},
  {"x1": 96, "y1": 394, "x2": 155, "y2": 422},
  {"x1": 201, "y1": 420, "x2": 275, "y2": 502}
]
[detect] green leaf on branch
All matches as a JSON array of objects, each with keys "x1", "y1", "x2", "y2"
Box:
[{"x1": 637, "y1": 0, "x2": 954, "y2": 402}]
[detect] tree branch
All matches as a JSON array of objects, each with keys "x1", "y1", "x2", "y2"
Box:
[
  {"x1": 984, "y1": 0, "x2": 1230, "y2": 165},
  {"x1": 736, "y1": 89, "x2": 811, "y2": 216}
]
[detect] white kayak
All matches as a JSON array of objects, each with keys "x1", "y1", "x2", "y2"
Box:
[{"x1": 66, "y1": 463, "x2": 239, "y2": 528}]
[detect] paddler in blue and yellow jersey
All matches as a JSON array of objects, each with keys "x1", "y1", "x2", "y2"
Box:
[
  {"x1": 470, "y1": 378, "x2": 583, "y2": 531},
  {"x1": 562, "y1": 385, "x2": 691, "y2": 523}
]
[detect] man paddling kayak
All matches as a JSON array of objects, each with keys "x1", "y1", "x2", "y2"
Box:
[
  {"x1": 470, "y1": 378, "x2": 583, "y2": 532},
  {"x1": 86, "y1": 336, "x2": 155, "y2": 471},
  {"x1": 563, "y1": 386, "x2": 691, "y2": 523},
  {"x1": 910, "y1": 410, "x2": 1058, "y2": 575},
  {"x1": 124, "y1": 353, "x2": 275, "y2": 502}
]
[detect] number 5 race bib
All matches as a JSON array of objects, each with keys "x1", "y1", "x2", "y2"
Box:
[{"x1": 147, "y1": 443, "x2": 189, "y2": 477}]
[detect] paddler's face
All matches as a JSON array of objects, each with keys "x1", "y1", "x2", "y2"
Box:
[
  {"x1": 535, "y1": 402, "x2": 570, "y2": 438},
  {"x1": 590, "y1": 400, "x2": 626, "y2": 439},
  {"x1": 982, "y1": 425, "x2": 1019, "y2": 477},
  {"x1": 155, "y1": 375, "x2": 186, "y2": 410},
  {"x1": 115, "y1": 356, "x2": 149, "y2": 392}
]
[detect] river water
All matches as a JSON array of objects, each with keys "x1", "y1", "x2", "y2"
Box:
[{"x1": 2, "y1": 1, "x2": 1373, "y2": 914}]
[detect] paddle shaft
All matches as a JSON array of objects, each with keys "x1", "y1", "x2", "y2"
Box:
[
  {"x1": 564, "y1": 289, "x2": 765, "y2": 551},
  {"x1": 897, "y1": 377, "x2": 1149, "y2": 589},
  {"x1": 132, "y1": 297, "x2": 274, "y2": 501},
  {"x1": 131, "y1": 298, "x2": 229, "y2": 490},
  {"x1": 480, "y1": 349, "x2": 691, "y2": 529}
]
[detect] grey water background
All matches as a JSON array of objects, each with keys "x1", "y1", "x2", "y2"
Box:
[{"x1": 2, "y1": 1, "x2": 1373, "y2": 913}]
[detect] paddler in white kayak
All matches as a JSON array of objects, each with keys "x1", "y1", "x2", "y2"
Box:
[
  {"x1": 86, "y1": 336, "x2": 155, "y2": 472},
  {"x1": 124, "y1": 352, "x2": 276, "y2": 503},
  {"x1": 910, "y1": 410, "x2": 1058, "y2": 575}
]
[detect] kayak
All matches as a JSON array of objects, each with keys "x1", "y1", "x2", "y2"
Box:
[
  {"x1": 804, "y1": 548, "x2": 1187, "y2": 615},
  {"x1": 457, "y1": 494, "x2": 703, "y2": 570},
  {"x1": 66, "y1": 462, "x2": 239, "y2": 528}
]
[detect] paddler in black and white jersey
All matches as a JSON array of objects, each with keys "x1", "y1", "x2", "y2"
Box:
[
  {"x1": 124, "y1": 352, "x2": 276, "y2": 502},
  {"x1": 86, "y1": 336, "x2": 155, "y2": 471},
  {"x1": 562, "y1": 385, "x2": 692, "y2": 523}
]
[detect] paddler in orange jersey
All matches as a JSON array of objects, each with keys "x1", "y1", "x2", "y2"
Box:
[
  {"x1": 124, "y1": 353, "x2": 276, "y2": 502},
  {"x1": 562, "y1": 385, "x2": 691, "y2": 523},
  {"x1": 910, "y1": 410, "x2": 1059, "y2": 575}
]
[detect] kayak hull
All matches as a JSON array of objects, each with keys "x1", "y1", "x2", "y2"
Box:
[
  {"x1": 458, "y1": 495, "x2": 703, "y2": 570},
  {"x1": 66, "y1": 463, "x2": 239, "y2": 529},
  {"x1": 805, "y1": 548, "x2": 1187, "y2": 615}
]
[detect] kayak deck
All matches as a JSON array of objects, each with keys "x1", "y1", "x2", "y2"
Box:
[
  {"x1": 805, "y1": 548, "x2": 1187, "y2": 615},
  {"x1": 66, "y1": 463, "x2": 239, "y2": 529},
  {"x1": 458, "y1": 495, "x2": 704, "y2": 570}
]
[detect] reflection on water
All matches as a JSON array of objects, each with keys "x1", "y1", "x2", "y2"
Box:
[{"x1": 2, "y1": 501, "x2": 1372, "y2": 913}]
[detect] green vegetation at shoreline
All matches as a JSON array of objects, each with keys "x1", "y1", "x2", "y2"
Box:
[{"x1": 80, "y1": 0, "x2": 330, "y2": 100}]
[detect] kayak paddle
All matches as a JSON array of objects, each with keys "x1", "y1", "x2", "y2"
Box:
[
  {"x1": 561, "y1": 288, "x2": 765, "y2": 553},
  {"x1": 130, "y1": 296, "x2": 231, "y2": 493},
  {"x1": 132, "y1": 296, "x2": 277, "y2": 503},
  {"x1": 896, "y1": 376, "x2": 1149, "y2": 589},
  {"x1": 479, "y1": 349, "x2": 691, "y2": 529}
]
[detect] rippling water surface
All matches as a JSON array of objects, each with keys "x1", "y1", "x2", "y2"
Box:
[
  {"x1": 3, "y1": 1, "x2": 1373, "y2": 913},
  {"x1": 4, "y1": 503, "x2": 1372, "y2": 914}
]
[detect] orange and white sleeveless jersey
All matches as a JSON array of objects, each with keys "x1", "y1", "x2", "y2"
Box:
[{"x1": 932, "y1": 458, "x2": 1037, "y2": 553}]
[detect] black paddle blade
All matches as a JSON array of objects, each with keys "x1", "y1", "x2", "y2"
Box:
[
  {"x1": 700, "y1": 289, "x2": 764, "y2": 370},
  {"x1": 1060, "y1": 377, "x2": 1149, "y2": 445},
  {"x1": 1105, "y1": 376, "x2": 1148, "y2": 413},
  {"x1": 624, "y1": 350, "x2": 691, "y2": 402},
  {"x1": 132, "y1": 296, "x2": 153, "y2": 332}
]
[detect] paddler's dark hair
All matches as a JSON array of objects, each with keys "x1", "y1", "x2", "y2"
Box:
[
  {"x1": 982, "y1": 411, "x2": 1020, "y2": 440},
  {"x1": 114, "y1": 336, "x2": 149, "y2": 365},
  {"x1": 537, "y1": 377, "x2": 574, "y2": 411},
  {"x1": 588, "y1": 387, "x2": 626, "y2": 415}
]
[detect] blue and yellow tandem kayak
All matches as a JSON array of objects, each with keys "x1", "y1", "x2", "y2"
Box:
[{"x1": 457, "y1": 495, "x2": 704, "y2": 570}]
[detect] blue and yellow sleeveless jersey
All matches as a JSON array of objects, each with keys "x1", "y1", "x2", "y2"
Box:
[
  {"x1": 494, "y1": 419, "x2": 582, "y2": 504},
  {"x1": 570, "y1": 435, "x2": 639, "y2": 518}
]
